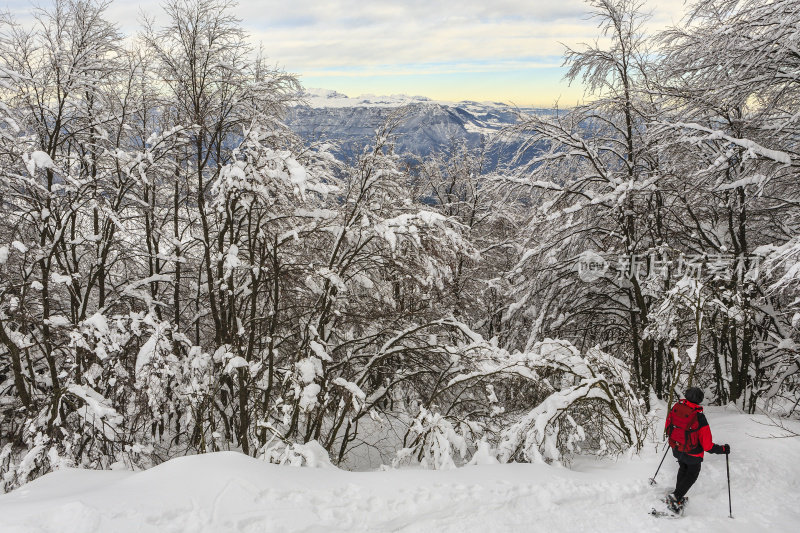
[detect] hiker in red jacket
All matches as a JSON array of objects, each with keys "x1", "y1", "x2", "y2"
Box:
[{"x1": 664, "y1": 387, "x2": 730, "y2": 514}]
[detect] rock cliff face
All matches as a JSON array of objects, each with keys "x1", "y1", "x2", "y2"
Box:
[{"x1": 286, "y1": 89, "x2": 555, "y2": 166}]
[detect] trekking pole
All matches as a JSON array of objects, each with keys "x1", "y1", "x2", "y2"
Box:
[
  {"x1": 726, "y1": 452, "x2": 733, "y2": 518},
  {"x1": 649, "y1": 442, "x2": 670, "y2": 485}
]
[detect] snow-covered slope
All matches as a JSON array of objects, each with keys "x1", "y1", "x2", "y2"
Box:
[
  {"x1": 287, "y1": 89, "x2": 553, "y2": 164},
  {"x1": 1, "y1": 406, "x2": 797, "y2": 533}
]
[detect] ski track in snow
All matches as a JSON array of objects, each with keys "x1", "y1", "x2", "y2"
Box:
[{"x1": 1, "y1": 406, "x2": 798, "y2": 533}]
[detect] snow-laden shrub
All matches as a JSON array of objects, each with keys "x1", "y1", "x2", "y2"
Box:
[
  {"x1": 495, "y1": 343, "x2": 647, "y2": 464},
  {"x1": 0, "y1": 310, "x2": 181, "y2": 492},
  {"x1": 392, "y1": 406, "x2": 478, "y2": 470},
  {"x1": 259, "y1": 439, "x2": 334, "y2": 468},
  {"x1": 438, "y1": 335, "x2": 649, "y2": 466},
  {"x1": 467, "y1": 438, "x2": 500, "y2": 465},
  {"x1": 376, "y1": 322, "x2": 647, "y2": 470}
]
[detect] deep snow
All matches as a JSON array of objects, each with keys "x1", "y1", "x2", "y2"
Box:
[{"x1": 1, "y1": 406, "x2": 798, "y2": 533}]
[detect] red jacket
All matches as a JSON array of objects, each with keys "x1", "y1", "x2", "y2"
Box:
[{"x1": 665, "y1": 400, "x2": 715, "y2": 457}]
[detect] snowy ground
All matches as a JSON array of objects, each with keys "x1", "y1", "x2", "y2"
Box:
[{"x1": 1, "y1": 406, "x2": 798, "y2": 533}]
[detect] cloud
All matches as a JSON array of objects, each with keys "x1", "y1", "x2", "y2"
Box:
[
  {"x1": 4, "y1": 1, "x2": 685, "y2": 68},
  {"x1": 300, "y1": 56, "x2": 566, "y2": 77},
  {"x1": 3, "y1": 0, "x2": 689, "y2": 103}
]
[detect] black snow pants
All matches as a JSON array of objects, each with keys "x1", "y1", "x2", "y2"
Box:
[{"x1": 672, "y1": 448, "x2": 702, "y2": 500}]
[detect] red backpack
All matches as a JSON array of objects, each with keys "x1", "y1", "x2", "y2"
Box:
[{"x1": 667, "y1": 400, "x2": 701, "y2": 453}]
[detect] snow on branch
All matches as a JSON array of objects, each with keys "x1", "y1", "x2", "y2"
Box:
[{"x1": 661, "y1": 122, "x2": 792, "y2": 165}]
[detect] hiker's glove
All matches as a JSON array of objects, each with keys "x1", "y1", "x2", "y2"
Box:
[
  {"x1": 710, "y1": 444, "x2": 729, "y2": 454},
  {"x1": 722, "y1": 444, "x2": 730, "y2": 454}
]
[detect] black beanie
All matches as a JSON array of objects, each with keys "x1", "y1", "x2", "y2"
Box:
[{"x1": 685, "y1": 387, "x2": 704, "y2": 404}]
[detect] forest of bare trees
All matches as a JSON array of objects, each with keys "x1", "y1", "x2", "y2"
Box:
[{"x1": 1, "y1": 0, "x2": 797, "y2": 490}]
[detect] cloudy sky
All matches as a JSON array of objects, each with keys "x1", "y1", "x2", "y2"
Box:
[{"x1": 3, "y1": 0, "x2": 688, "y2": 106}]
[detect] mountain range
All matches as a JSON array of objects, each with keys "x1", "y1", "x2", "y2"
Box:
[{"x1": 286, "y1": 89, "x2": 557, "y2": 167}]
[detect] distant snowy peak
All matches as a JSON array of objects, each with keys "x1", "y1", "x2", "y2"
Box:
[
  {"x1": 299, "y1": 88, "x2": 435, "y2": 109},
  {"x1": 296, "y1": 88, "x2": 550, "y2": 122},
  {"x1": 297, "y1": 88, "x2": 528, "y2": 112}
]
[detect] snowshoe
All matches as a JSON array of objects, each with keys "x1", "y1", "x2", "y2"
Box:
[
  {"x1": 663, "y1": 493, "x2": 688, "y2": 515},
  {"x1": 650, "y1": 508, "x2": 681, "y2": 519}
]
